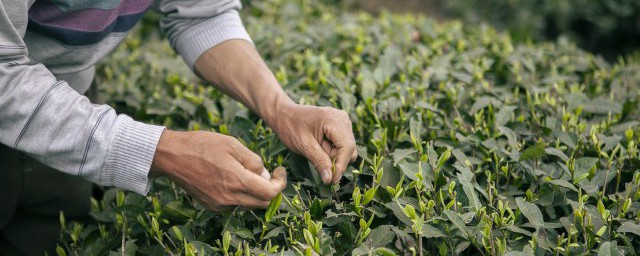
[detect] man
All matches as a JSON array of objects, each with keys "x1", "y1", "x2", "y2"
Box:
[{"x1": 0, "y1": 0, "x2": 357, "y2": 255}]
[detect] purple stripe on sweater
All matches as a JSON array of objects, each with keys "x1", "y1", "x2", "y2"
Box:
[{"x1": 29, "y1": 0, "x2": 153, "y2": 32}]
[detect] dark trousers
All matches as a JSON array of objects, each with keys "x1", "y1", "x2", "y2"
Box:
[{"x1": 0, "y1": 84, "x2": 99, "y2": 255}]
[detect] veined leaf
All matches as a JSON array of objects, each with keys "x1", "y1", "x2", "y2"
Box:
[{"x1": 265, "y1": 193, "x2": 282, "y2": 222}]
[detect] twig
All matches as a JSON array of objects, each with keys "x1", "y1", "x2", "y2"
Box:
[{"x1": 121, "y1": 213, "x2": 127, "y2": 256}]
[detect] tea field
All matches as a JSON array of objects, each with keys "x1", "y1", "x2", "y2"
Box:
[{"x1": 58, "y1": 0, "x2": 640, "y2": 255}]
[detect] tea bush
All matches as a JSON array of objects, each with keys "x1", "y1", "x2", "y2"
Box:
[
  {"x1": 58, "y1": 0, "x2": 640, "y2": 255},
  {"x1": 442, "y1": 0, "x2": 640, "y2": 59}
]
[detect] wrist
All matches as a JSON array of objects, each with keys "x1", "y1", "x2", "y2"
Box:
[
  {"x1": 150, "y1": 129, "x2": 181, "y2": 178},
  {"x1": 260, "y1": 92, "x2": 296, "y2": 131}
]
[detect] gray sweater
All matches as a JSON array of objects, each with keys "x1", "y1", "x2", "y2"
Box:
[{"x1": 0, "y1": 0, "x2": 252, "y2": 195}]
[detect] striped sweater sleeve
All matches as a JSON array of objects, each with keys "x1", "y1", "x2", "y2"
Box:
[
  {"x1": 154, "y1": 0, "x2": 252, "y2": 68},
  {"x1": 0, "y1": 2, "x2": 164, "y2": 195}
]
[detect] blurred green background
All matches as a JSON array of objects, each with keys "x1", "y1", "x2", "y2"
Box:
[{"x1": 243, "y1": 0, "x2": 639, "y2": 60}]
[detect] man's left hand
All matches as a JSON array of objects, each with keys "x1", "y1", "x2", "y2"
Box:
[{"x1": 267, "y1": 103, "x2": 357, "y2": 185}]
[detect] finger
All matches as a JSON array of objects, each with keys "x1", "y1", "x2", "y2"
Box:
[
  {"x1": 231, "y1": 142, "x2": 269, "y2": 179},
  {"x1": 236, "y1": 193, "x2": 271, "y2": 208},
  {"x1": 240, "y1": 166, "x2": 287, "y2": 201},
  {"x1": 301, "y1": 136, "x2": 334, "y2": 184},
  {"x1": 324, "y1": 127, "x2": 356, "y2": 185},
  {"x1": 270, "y1": 166, "x2": 287, "y2": 191},
  {"x1": 321, "y1": 139, "x2": 336, "y2": 158},
  {"x1": 351, "y1": 147, "x2": 358, "y2": 162}
]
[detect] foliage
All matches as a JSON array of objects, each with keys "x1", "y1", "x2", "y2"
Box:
[
  {"x1": 58, "y1": 0, "x2": 640, "y2": 255},
  {"x1": 441, "y1": 0, "x2": 640, "y2": 59}
]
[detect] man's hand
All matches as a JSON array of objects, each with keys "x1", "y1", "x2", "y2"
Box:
[
  {"x1": 193, "y1": 40, "x2": 357, "y2": 185},
  {"x1": 150, "y1": 130, "x2": 286, "y2": 211},
  {"x1": 268, "y1": 103, "x2": 357, "y2": 185}
]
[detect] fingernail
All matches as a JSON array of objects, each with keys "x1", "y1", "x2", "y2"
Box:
[
  {"x1": 321, "y1": 169, "x2": 331, "y2": 184},
  {"x1": 261, "y1": 168, "x2": 271, "y2": 180},
  {"x1": 274, "y1": 167, "x2": 287, "y2": 179}
]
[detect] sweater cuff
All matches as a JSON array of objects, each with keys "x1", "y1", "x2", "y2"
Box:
[
  {"x1": 174, "y1": 10, "x2": 253, "y2": 68},
  {"x1": 102, "y1": 116, "x2": 165, "y2": 195}
]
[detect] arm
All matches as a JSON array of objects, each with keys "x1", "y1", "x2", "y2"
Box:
[
  {"x1": 151, "y1": 0, "x2": 355, "y2": 211},
  {"x1": 193, "y1": 40, "x2": 357, "y2": 184},
  {"x1": 0, "y1": 2, "x2": 164, "y2": 194},
  {"x1": 148, "y1": 0, "x2": 288, "y2": 210}
]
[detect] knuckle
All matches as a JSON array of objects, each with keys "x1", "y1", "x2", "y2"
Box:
[
  {"x1": 346, "y1": 143, "x2": 356, "y2": 152},
  {"x1": 250, "y1": 152, "x2": 263, "y2": 166}
]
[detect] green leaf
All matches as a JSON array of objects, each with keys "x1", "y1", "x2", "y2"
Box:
[
  {"x1": 188, "y1": 241, "x2": 216, "y2": 256},
  {"x1": 574, "y1": 157, "x2": 599, "y2": 179},
  {"x1": 547, "y1": 179, "x2": 578, "y2": 192},
  {"x1": 410, "y1": 116, "x2": 422, "y2": 141},
  {"x1": 582, "y1": 98, "x2": 623, "y2": 115},
  {"x1": 597, "y1": 241, "x2": 622, "y2": 256},
  {"x1": 545, "y1": 147, "x2": 569, "y2": 162},
  {"x1": 231, "y1": 228, "x2": 254, "y2": 240},
  {"x1": 423, "y1": 223, "x2": 446, "y2": 238},
  {"x1": 163, "y1": 201, "x2": 196, "y2": 221},
  {"x1": 368, "y1": 225, "x2": 395, "y2": 247},
  {"x1": 494, "y1": 106, "x2": 517, "y2": 128},
  {"x1": 222, "y1": 231, "x2": 231, "y2": 252},
  {"x1": 498, "y1": 126, "x2": 519, "y2": 149},
  {"x1": 56, "y1": 245, "x2": 67, "y2": 256},
  {"x1": 262, "y1": 226, "x2": 285, "y2": 240},
  {"x1": 363, "y1": 187, "x2": 377, "y2": 205},
  {"x1": 457, "y1": 173, "x2": 481, "y2": 211},
  {"x1": 375, "y1": 247, "x2": 397, "y2": 256},
  {"x1": 617, "y1": 222, "x2": 640, "y2": 237},
  {"x1": 265, "y1": 192, "x2": 282, "y2": 222},
  {"x1": 444, "y1": 210, "x2": 468, "y2": 236},
  {"x1": 393, "y1": 148, "x2": 417, "y2": 166},
  {"x1": 554, "y1": 131, "x2": 578, "y2": 149},
  {"x1": 309, "y1": 198, "x2": 324, "y2": 220},
  {"x1": 399, "y1": 162, "x2": 420, "y2": 181},
  {"x1": 519, "y1": 143, "x2": 547, "y2": 161},
  {"x1": 515, "y1": 197, "x2": 544, "y2": 228}
]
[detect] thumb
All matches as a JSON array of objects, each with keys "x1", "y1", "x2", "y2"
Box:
[
  {"x1": 302, "y1": 137, "x2": 333, "y2": 184},
  {"x1": 270, "y1": 166, "x2": 287, "y2": 189}
]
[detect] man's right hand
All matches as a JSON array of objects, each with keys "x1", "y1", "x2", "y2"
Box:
[{"x1": 150, "y1": 130, "x2": 286, "y2": 211}]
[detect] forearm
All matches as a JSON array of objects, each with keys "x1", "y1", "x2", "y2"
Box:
[{"x1": 193, "y1": 40, "x2": 294, "y2": 124}]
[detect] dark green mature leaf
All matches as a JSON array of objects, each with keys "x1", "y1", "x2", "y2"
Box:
[
  {"x1": 498, "y1": 126, "x2": 519, "y2": 149},
  {"x1": 545, "y1": 147, "x2": 569, "y2": 162},
  {"x1": 617, "y1": 222, "x2": 640, "y2": 237},
  {"x1": 163, "y1": 201, "x2": 196, "y2": 221},
  {"x1": 444, "y1": 210, "x2": 469, "y2": 236},
  {"x1": 187, "y1": 241, "x2": 215, "y2": 256},
  {"x1": 494, "y1": 106, "x2": 517, "y2": 128},
  {"x1": 262, "y1": 226, "x2": 285, "y2": 240},
  {"x1": 109, "y1": 240, "x2": 138, "y2": 256},
  {"x1": 519, "y1": 143, "x2": 547, "y2": 161},
  {"x1": 393, "y1": 149, "x2": 417, "y2": 166},
  {"x1": 457, "y1": 173, "x2": 481, "y2": 211},
  {"x1": 423, "y1": 224, "x2": 446, "y2": 238},
  {"x1": 574, "y1": 157, "x2": 599, "y2": 180},
  {"x1": 547, "y1": 179, "x2": 578, "y2": 192},
  {"x1": 582, "y1": 98, "x2": 623, "y2": 114},
  {"x1": 515, "y1": 197, "x2": 544, "y2": 228},
  {"x1": 554, "y1": 131, "x2": 578, "y2": 149},
  {"x1": 367, "y1": 225, "x2": 395, "y2": 248},
  {"x1": 597, "y1": 241, "x2": 623, "y2": 256}
]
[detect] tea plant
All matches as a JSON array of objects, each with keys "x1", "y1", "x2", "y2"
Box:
[{"x1": 58, "y1": 0, "x2": 640, "y2": 255}]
